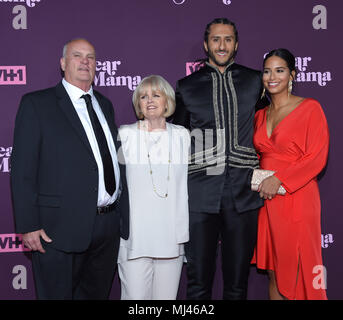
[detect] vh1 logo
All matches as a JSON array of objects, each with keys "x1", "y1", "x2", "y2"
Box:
[
  {"x1": 186, "y1": 62, "x2": 204, "y2": 76},
  {"x1": 0, "y1": 234, "x2": 31, "y2": 253},
  {"x1": 0, "y1": 66, "x2": 26, "y2": 85}
]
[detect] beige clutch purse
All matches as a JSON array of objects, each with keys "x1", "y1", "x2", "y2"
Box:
[{"x1": 251, "y1": 169, "x2": 286, "y2": 195}]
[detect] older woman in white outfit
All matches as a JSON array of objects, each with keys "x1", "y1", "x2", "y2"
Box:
[{"x1": 117, "y1": 75, "x2": 190, "y2": 300}]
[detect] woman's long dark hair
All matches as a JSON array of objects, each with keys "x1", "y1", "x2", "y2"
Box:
[{"x1": 263, "y1": 48, "x2": 296, "y2": 76}]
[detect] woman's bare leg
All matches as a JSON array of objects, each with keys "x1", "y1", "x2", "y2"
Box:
[{"x1": 268, "y1": 270, "x2": 287, "y2": 300}]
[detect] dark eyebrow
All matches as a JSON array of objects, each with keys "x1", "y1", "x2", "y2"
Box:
[
  {"x1": 263, "y1": 66, "x2": 287, "y2": 70},
  {"x1": 211, "y1": 35, "x2": 234, "y2": 38}
]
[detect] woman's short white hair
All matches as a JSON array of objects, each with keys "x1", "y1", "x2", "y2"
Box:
[{"x1": 132, "y1": 75, "x2": 175, "y2": 119}]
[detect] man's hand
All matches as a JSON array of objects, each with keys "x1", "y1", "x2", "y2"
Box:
[
  {"x1": 258, "y1": 175, "x2": 282, "y2": 200},
  {"x1": 22, "y1": 229, "x2": 52, "y2": 253}
]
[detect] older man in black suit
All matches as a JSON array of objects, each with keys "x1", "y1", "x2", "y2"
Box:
[{"x1": 11, "y1": 38, "x2": 129, "y2": 299}]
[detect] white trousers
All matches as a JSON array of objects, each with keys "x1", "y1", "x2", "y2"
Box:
[{"x1": 118, "y1": 255, "x2": 184, "y2": 300}]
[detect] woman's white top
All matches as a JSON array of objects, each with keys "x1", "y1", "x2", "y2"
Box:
[{"x1": 118, "y1": 121, "x2": 190, "y2": 261}]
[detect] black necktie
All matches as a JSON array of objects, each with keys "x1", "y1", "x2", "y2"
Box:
[{"x1": 81, "y1": 94, "x2": 116, "y2": 196}]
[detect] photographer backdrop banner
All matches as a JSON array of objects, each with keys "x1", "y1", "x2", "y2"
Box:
[{"x1": 0, "y1": 0, "x2": 341, "y2": 299}]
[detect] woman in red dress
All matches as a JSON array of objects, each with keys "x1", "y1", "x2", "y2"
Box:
[{"x1": 252, "y1": 48, "x2": 329, "y2": 300}]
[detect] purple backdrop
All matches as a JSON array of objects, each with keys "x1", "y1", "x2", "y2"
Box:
[{"x1": 0, "y1": 0, "x2": 341, "y2": 300}]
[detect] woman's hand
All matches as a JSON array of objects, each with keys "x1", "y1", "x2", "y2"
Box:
[{"x1": 258, "y1": 175, "x2": 282, "y2": 200}]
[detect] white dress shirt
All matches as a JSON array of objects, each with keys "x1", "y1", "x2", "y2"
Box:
[{"x1": 62, "y1": 78, "x2": 120, "y2": 206}]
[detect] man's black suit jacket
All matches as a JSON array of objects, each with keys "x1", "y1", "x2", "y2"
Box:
[{"x1": 11, "y1": 82, "x2": 129, "y2": 253}]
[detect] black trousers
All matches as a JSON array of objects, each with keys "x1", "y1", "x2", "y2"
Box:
[
  {"x1": 31, "y1": 209, "x2": 120, "y2": 300},
  {"x1": 185, "y1": 177, "x2": 258, "y2": 300}
]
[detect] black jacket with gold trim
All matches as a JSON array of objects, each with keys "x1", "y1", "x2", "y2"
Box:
[{"x1": 173, "y1": 62, "x2": 264, "y2": 213}]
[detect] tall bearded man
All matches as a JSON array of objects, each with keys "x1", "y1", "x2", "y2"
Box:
[{"x1": 173, "y1": 18, "x2": 263, "y2": 300}]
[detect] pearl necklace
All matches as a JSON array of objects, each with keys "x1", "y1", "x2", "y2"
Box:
[{"x1": 142, "y1": 121, "x2": 171, "y2": 199}]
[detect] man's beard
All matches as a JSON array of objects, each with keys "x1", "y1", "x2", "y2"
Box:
[{"x1": 207, "y1": 48, "x2": 236, "y2": 67}]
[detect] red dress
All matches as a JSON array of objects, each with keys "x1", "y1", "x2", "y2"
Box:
[{"x1": 251, "y1": 98, "x2": 329, "y2": 300}]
